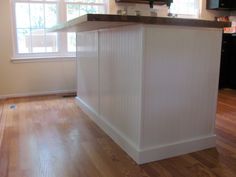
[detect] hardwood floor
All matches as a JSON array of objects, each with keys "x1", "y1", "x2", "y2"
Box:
[{"x1": 0, "y1": 90, "x2": 235, "y2": 177}]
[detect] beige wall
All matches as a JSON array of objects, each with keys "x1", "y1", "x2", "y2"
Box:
[
  {"x1": 0, "y1": 0, "x2": 76, "y2": 98},
  {"x1": 108, "y1": 1, "x2": 171, "y2": 16},
  {"x1": 200, "y1": 0, "x2": 229, "y2": 20},
  {"x1": 109, "y1": 0, "x2": 230, "y2": 20},
  {"x1": 0, "y1": 0, "x2": 229, "y2": 98}
]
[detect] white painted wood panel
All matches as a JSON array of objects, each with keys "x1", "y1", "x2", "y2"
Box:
[
  {"x1": 141, "y1": 25, "x2": 222, "y2": 149},
  {"x1": 76, "y1": 31, "x2": 99, "y2": 115},
  {"x1": 75, "y1": 24, "x2": 222, "y2": 164},
  {"x1": 99, "y1": 25, "x2": 143, "y2": 148}
]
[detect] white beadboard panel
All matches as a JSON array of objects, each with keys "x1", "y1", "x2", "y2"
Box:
[
  {"x1": 141, "y1": 25, "x2": 222, "y2": 149},
  {"x1": 75, "y1": 24, "x2": 222, "y2": 164},
  {"x1": 99, "y1": 25, "x2": 143, "y2": 147},
  {"x1": 76, "y1": 31, "x2": 99, "y2": 115}
]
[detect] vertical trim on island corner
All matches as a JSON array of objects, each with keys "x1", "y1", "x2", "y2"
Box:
[
  {"x1": 97, "y1": 30, "x2": 101, "y2": 118},
  {"x1": 76, "y1": 32, "x2": 78, "y2": 98},
  {"x1": 138, "y1": 25, "x2": 145, "y2": 155}
]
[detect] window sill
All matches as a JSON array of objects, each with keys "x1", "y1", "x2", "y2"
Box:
[{"x1": 11, "y1": 56, "x2": 76, "y2": 63}]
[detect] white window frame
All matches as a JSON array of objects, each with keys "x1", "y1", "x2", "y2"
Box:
[{"x1": 11, "y1": 0, "x2": 107, "y2": 61}]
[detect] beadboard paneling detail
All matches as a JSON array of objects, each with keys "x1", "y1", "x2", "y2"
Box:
[
  {"x1": 77, "y1": 31, "x2": 99, "y2": 115},
  {"x1": 75, "y1": 24, "x2": 222, "y2": 164},
  {"x1": 99, "y1": 25, "x2": 143, "y2": 148},
  {"x1": 141, "y1": 25, "x2": 222, "y2": 149}
]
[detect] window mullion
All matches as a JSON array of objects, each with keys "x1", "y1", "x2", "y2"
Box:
[
  {"x1": 28, "y1": 3, "x2": 32, "y2": 53},
  {"x1": 12, "y1": 2, "x2": 19, "y2": 56},
  {"x1": 58, "y1": 0, "x2": 68, "y2": 55},
  {"x1": 43, "y1": 3, "x2": 46, "y2": 53}
]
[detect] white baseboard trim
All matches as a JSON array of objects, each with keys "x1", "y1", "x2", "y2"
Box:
[
  {"x1": 76, "y1": 96, "x2": 216, "y2": 165},
  {"x1": 138, "y1": 135, "x2": 216, "y2": 164},
  {"x1": 75, "y1": 96, "x2": 140, "y2": 162},
  {"x1": 0, "y1": 89, "x2": 76, "y2": 100}
]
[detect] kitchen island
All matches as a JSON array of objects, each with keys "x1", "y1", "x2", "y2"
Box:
[{"x1": 52, "y1": 14, "x2": 230, "y2": 164}]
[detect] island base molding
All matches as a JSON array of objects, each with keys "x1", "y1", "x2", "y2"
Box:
[{"x1": 76, "y1": 96, "x2": 216, "y2": 164}]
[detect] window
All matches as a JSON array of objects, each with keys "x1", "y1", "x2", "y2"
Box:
[
  {"x1": 12, "y1": 0, "x2": 107, "y2": 59},
  {"x1": 170, "y1": 0, "x2": 199, "y2": 17}
]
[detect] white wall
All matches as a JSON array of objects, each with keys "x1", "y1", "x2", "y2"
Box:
[{"x1": 0, "y1": 0, "x2": 76, "y2": 98}]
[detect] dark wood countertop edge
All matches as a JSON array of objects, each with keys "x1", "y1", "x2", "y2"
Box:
[
  {"x1": 87, "y1": 14, "x2": 231, "y2": 29},
  {"x1": 49, "y1": 14, "x2": 231, "y2": 32}
]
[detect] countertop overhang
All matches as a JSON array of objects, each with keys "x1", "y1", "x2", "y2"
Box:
[{"x1": 50, "y1": 14, "x2": 231, "y2": 32}]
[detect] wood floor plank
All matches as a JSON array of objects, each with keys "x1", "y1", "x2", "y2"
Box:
[
  {"x1": 0, "y1": 89, "x2": 236, "y2": 177},
  {"x1": 97, "y1": 137, "x2": 150, "y2": 177}
]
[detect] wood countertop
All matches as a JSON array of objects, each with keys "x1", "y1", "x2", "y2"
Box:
[{"x1": 50, "y1": 14, "x2": 231, "y2": 32}]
